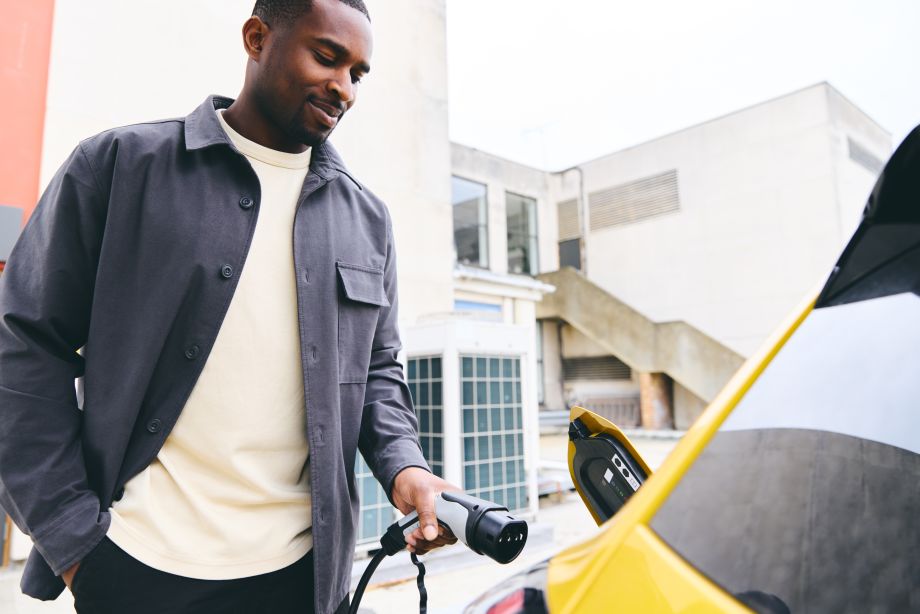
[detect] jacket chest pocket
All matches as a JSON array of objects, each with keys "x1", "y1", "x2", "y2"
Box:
[{"x1": 336, "y1": 262, "x2": 389, "y2": 383}]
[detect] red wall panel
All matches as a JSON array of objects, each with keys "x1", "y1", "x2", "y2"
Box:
[{"x1": 0, "y1": 0, "x2": 56, "y2": 225}]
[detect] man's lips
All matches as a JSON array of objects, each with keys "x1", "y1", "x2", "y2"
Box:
[{"x1": 308, "y1": 99, "x2": 344, "y2": 128}]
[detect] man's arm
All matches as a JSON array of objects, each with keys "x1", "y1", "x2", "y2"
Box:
[
  {"x1": 0, "y1": 142, "x2": 109, "y2": 580},
  {"x1": 357, "y1": 217, "x2": 459, "y2": 553},
  {"x1": 357, "y1": 216, "x2": 428, "y2": 489}
]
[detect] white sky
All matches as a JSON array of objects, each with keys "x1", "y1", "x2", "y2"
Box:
[{"x1": 445, "y1": 0, "x2": 920, "y2": 170}]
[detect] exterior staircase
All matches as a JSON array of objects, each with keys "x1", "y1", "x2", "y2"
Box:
[{"x1": 536, "y1": 268, "x2": 744, "y2": 403}]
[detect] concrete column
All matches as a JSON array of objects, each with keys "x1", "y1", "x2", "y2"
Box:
[{"x1": 639, "y1": 372, "x2": 674, "y2": 430}]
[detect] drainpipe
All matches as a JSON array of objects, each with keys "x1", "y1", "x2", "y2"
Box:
[{"x1": 555, "y1": 166, "x2": 588, "y2": 276}]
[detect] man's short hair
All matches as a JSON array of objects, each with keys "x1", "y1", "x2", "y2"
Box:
[{"x1": 252, "y1": 0, "x2": 370, "y2": 24}]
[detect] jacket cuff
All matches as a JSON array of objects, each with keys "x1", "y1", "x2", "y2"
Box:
[
  {"x1": 377, "y1": 441, "x2": 431, "y2": 504},
  {"x1": 30, "y1": 497, "x2": 110, "y2": 576}
]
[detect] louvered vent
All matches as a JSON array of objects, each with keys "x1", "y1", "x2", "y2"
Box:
[
  {"x1": 588, "y1": 170, "x2": 680, "y2": 230},
  {"x1": 847, "y1": 137, "x2": 884, "y2": 175},
  {"x1": 562, "y1": 356, "x2": 632, "y2": 381},
  {"x1": 557, "y1": 198, "x2": 581, "y2": 241}
]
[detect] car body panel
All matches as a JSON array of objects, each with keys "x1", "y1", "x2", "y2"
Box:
[{"x1": 547, "y1": 294, "x2": 815, "y2": 613}]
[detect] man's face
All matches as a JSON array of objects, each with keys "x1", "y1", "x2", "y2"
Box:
[{"x1": 254, "y1": 0, "x2": 373, "y2": 147}]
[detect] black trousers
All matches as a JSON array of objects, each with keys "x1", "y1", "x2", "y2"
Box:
[{"x1": 70, "y1": 537, "x2": 348, "y2": 614}]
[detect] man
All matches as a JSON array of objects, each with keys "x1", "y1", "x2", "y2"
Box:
[{"x1": 0, "y1": 0, "x2": 457, "y2": 612}]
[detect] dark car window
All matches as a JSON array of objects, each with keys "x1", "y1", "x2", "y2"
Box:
[{"x1": 651, "y1": 293, "x2": 920, "y2": 614}]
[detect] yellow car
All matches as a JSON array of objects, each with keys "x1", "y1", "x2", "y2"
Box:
[{"x1": 466, "y1": 126, "x2": 920, "y2": 614}]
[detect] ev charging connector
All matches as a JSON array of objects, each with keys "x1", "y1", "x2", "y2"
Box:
[{"x1": 349, "y1": 492, "x2": 529, "y2": 614}]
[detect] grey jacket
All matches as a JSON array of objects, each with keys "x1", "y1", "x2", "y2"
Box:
[{"x1": 0, "y1": 95, "x2": 428, "y2": 613}]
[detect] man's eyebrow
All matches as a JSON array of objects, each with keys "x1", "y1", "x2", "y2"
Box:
[{"x1": 315, "y1": 37, "x2": 371, "y2": 74}]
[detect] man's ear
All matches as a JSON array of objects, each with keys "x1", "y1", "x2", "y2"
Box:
[{"x1": 242, "y1": 16, "x2": 270, "y2": 61}]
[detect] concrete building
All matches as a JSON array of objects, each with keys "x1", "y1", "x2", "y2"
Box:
[
  {"x1": 452, "y1": 82, "x2": 891, "y2": 430},
  {"x1": 0, "y1": 0, "x2": 893, "y2": 568}
]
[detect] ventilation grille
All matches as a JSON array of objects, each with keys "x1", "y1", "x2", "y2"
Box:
[
  {"x1": 848, "y1": 137, "x2": 884, "y2": 175},
  {"x1": 557, "y1": 198, "x2": 581, "y2": 241},
  {"x1": 589, "y1": 170, "x2": 680, "y2": 230},
  {"x1": 563, "y1": 356, "x2": 631, "y2": 381}
]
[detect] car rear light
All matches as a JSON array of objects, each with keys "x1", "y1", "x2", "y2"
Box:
[{"x1": 465, "y1": 560, "x2": 549, "y2": 614}]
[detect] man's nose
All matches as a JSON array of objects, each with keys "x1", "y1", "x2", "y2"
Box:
[{"x1": 326, "y1": 73, "x2": 355, "y2": 105}]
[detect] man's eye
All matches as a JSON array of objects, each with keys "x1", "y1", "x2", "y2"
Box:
[
  {"x1": 313, "y1": 52, "x2": 335, "y2": 66},
  {"x1": 351, "y1": 74, "x2": 364, "y2": 85}
]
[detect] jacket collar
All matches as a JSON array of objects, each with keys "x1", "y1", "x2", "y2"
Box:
[{"x1": 184, "y1": 95, "x2": 360, "y2": 187}]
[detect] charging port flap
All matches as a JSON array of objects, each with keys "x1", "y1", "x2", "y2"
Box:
[{"x1": 567, "y1": 406, "x2": 652, "y2": 526}]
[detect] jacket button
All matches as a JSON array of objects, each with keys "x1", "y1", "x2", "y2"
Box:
[
  {"x1": 220, "y1": 264, "x2": 234, "y2": 279},
  {"x1": 114, "y1": 487, "x2": 125, "y2": 501},
  {"x1": 147, "y1": 419, "x2": 162, "y2": 434},
  {"x1": 239, "y1": 197, "x2": 254, "y2": 210},
  {"x1": 185, "y1": 345, "x2": 200, "y2": 360}
]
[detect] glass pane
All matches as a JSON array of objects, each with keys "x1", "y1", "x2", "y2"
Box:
[
  {"x1": 489, "y1": 358, "x2": 501, "y2": 378},
  {"x1": 492, "y1": 434, "x2": 503, "y2": 458},
  {"x1": 432, "y1": 437, "x2": 442, "y2": 462},
  {"x1": 408, "y1": 360, "x2": 417, "y2": 380},
  {"x1": 505, "y1": 462, "x2": 516, "y2": 483},
  {"x1": 432, "y1": 408, "x2": 442, "y2": 433},
  {"x1": 462, "y1": 382, "x2": 473, "y2": 405},
  {"x1": 503, "y1": 359, "x2": 513, "y2": 377},
  {"x1": 477, "y1": 408, "x2": 488, "y2": 432},
  {"x1": 419, "y1": 383, "x2": 429, "y2": 406},
  {"x1": 419, "y1": 359, "x2": 429, "y2": 379},
  {"x1": 490, "y1": 381, "x2": 500, "y2": 404},
  {"x1": 491, "y1": 408, "x2": 502, "y2": 432},
  {"x1": 463, "y1": 437, "x2": 475, "y2": 461},
  {"x1": 432, "y1": 382, "x2": 442, "y2": 406},
  {"x1": 503, "y1": 381, "x2": 513, "y2": 403},
  {"x1": 419, "y1": 411, "x2": 429, "y2": 432},
  {"x1": 464, "y1": 465, "x2": 476, "y2": 489},
  {"x1": 462, "y1": 356, "x2": 473, "y2": 378},
  {"x1": 362, "y1": 476, "x2": 378, "y2": 504},
  {"x1": 476, "y1": 357, "x2": 487, "y2": 377},
  {"x1": 479, "y1": 464, "x2": 490, "y2": 488},
  {"x1": 363, "y1": 510, "x2": 378, "y2": 538},
  {"x1": 477, "y1": 381, "x2": 488, "y2": 404},
  {"x1": 463, "y1": 408, "x2": 474, "y2": 432},
  {"x1": 452, "y1": 177, "x2": 488, "y2": 268},
  {"x1": 431, "y1": 357, "x2": 442, "y2": 379},
  {"x1": 478, "y1": 435, "x2": 490, "y2": 460}
]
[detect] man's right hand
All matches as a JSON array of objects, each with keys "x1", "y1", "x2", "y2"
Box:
[{"x1": 61, "y1": 562, "x2": 80, "y2": 590}]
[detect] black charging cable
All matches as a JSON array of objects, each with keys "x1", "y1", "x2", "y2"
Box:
[{"x1": 349, "y1": 520, "x2": 426, "y2": 614}]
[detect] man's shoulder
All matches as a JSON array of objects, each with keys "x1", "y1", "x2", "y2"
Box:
[{"x1": 78, "y1": 116, "x2": 188, "y2": 162}]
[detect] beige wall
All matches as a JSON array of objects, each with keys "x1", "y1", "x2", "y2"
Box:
[{"x1": 40, "y1": 0, "x2": 454, "y2": 325}]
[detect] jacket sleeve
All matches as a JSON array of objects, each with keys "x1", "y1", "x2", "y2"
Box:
[
  {"x1": 0, "y1": 142, "x2": 110, "y2": 576},
  {"x1": 358, "y1": 216, "x2": 430, "y2": 500}
]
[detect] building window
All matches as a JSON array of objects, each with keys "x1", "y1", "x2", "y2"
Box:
[
  {"x1": 506, "y1": 192, "x2": 539, "y2": 275},
  {"x1": 460, "y1": 355, "x2": 528, "y2": 512},
  {"x1": 558, "y1": 238, "x2": 581, "y2": 270},
  {"x1": 355, "y1": 454, "x2": 394, "y2": 544},
  {"x1": 452, "y1": 176, "x2": 489, "y2": 268},
  {"x1": 407, "y1": 356, "x2": 445, "y2": 477}
]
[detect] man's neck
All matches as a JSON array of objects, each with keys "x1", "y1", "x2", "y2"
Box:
[{"x1": 222, "y1": 95, "x2": 309, "y2": 155}]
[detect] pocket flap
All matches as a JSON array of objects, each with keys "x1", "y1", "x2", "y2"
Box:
[{"x1": 336, "y1": 262, "x2": 390, "y2": 307}]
